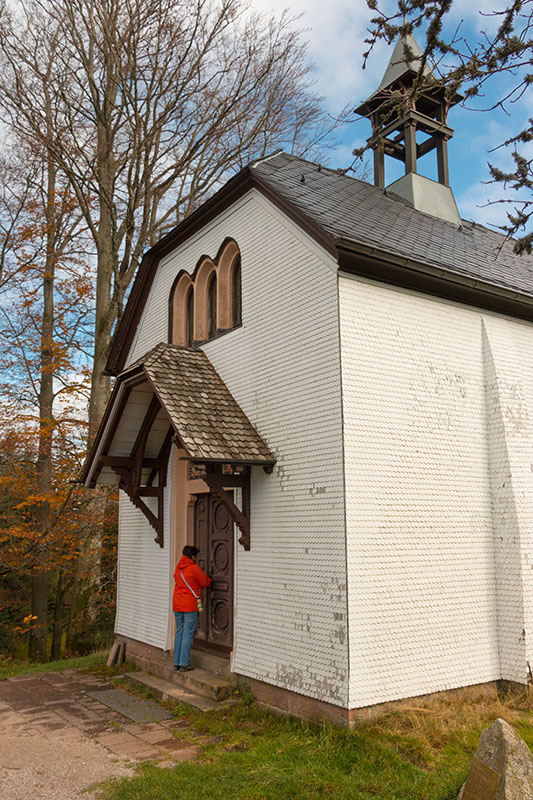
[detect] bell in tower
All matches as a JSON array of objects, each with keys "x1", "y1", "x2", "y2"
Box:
[{"x1": 356, "y1": 34, "x2": 463, "y2": 225}]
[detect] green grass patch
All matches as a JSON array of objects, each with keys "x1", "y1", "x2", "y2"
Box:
[
  {"x1": 0, "y1": 650, "x2": 138, "y2": 680},
  {"x1": 6, "y1": 654, "x2": 533, "y2": 800},
  {"x1": 95, "y1": 711, "x2": 462, "y2": 800},
  {"x1": 94, "y1": 686, "x2": 533, "y2": 800}
]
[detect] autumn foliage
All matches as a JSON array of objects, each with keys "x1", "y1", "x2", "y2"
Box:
[{"x1": 0, "y1": 152, "x2": 117, "y2": 660}]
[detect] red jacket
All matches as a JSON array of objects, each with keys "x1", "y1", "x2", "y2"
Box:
[{"x1": 173, "y1": 555, "x2": 212, "y2": 612}]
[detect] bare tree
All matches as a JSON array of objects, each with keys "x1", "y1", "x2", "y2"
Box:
[
  {"x1": 0, "y1": 137, "x2": 91, "y2": 661},
  {"x1": 359, "y1": 0, "x2": 533, "y2": 253},
  {"x1": 0, "y1": 0, "x2": 339, "y2": 436}
]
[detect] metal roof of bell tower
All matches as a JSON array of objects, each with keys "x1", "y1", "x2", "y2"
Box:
[
  {"x1": 355, "y1": 32, "x2": 463, "y2": 225},
  {"x1": 378, "y1": 33, "x2": 434, "y2": 91}
]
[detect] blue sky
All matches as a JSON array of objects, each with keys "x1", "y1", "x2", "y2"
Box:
[{"x1": 251, "y1": 0, "x2": 531, "y2": 230}]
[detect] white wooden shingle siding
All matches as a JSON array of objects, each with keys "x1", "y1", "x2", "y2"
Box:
[
  {"x1": 115, "y1": 466, "x2": 173, "y2": 650},
  {"x1": 121, "y1": 190, "x2": 349, "y2": 706},
  {"x1": 117, "y1": 184, "x2": 533, "y2": 710},
  {"x1": 482, "y1": 315, "x2": 533, "y2": 685},
  {"x1": 339, "y1": 273, "x2": 533, "y2": 707}
]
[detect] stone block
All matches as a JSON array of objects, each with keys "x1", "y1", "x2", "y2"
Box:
[
  {"x1": 244, "y1": 677, "x2": 289, "y2": 712},
  {"x1": 168, "y1": 747, "x2": 199, "y2": 762},
  {"x1": 459, "y1": 718, "x2": 533, "y2": 800},
  {"x1": 158, "y1": 737, "x2": 191, "y2": 751}
]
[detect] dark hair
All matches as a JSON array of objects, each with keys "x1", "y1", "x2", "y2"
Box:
[{"x1": 183, "y1": 545, "x2": 199, "y2": 559}]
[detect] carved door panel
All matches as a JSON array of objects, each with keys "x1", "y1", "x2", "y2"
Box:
[{"x1": 193, "y1": 492, "x2": 234, "y2": 656}]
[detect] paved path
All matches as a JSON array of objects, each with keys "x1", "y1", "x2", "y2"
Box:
[{"x1": 0, "y1": 670, "x2": 200, "y2": 800}]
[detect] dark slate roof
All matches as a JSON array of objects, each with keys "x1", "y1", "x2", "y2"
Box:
[
  {"x1": 251, "y1": 152, "x2": 533, "y2": 298},
  {"x1": 133, "y1": 343, "x2": 274, "y2": 464}
]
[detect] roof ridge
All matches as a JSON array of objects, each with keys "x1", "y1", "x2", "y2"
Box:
[
  {"x1": 254, "y1": 151, "x2": 528, "y2": 247},
  {"x1": 252, "y1": 150, "x2": 381, "y2": 190}
]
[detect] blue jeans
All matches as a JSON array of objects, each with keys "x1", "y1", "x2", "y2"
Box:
[{"x1": 173, "y1": 610, "x2": 198, "y2": 667}]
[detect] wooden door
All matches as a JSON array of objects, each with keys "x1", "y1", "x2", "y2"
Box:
[{"x1": 193, "y1": 492, "x2": 234, "y2": 656}]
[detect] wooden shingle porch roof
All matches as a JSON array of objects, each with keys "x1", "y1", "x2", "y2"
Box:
[
  {"x1": 134, "y1": 342, "x2": 273, "y2": 464},
  {"x1": 80, "y1": 343, "x2": 274, "y2": 547},
  {"x1": 82, "y1": 342, "x2": 274, "y2": 488}
]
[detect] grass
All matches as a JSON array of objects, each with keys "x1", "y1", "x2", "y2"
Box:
[
  {"x1": 6, "y1": 654, "x2": 533, "y2": 799},
  {"x1": 94, "y1": 684, "x2": 533, "y2": 800},
  {"x1": 0, "y1": 650, "x2": 137, "y2": 681}
]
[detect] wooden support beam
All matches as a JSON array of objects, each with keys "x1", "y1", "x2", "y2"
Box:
[
  {"x1": 382, "y1": 138, "x2": 405, "y2": 157},
  {"x1": 409, "y1": 110, "x2": 453, "y2": 138},
  {"x1": 132, "y1": 487, "x2": 162, "y2": 497},
  {"x1": 379, "y1": 110, "x2": 453, "y2": 142},
  {"x1": 436, "y1": 136, "x2": 450, "y2": 186},
  {"x1": 404, "y1": 120, "x2": 417, "y2": 175},
  {"x1": 114, "y1": 466, "x2": 164, "y2": 547},
  {"x1": 100, "y1": 456, "x2": 166, "y2": 469},
  {"x1": 417, "y1": 136, "x2": 438, "y2": 159},
  {"x1": 147, "y1": 427, "x2": 173, "y2": 487},
  {"x1": 107, "y1": 426, "x2": 172, "y2": 549},
  {"x1": 189, "y1": 465, "x2": 249, "y2": 487},
  {"x1": 107, "y1": 640, "x2": 121, "y2": 667},
  {"x1": 98, "y1": 387, "x2": 132, "y2": 463},
  {"x1": 131, "y1": 395, "x2": 161, "y2": 487},
  {"x1": 373, "y1": 144, "x2": 385, "y2": 189},
  {"x1": 203, "y1": 467, "x2": 250, "y2": 550}
]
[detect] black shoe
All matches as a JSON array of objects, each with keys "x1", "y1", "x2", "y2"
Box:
[
  {"x1": 173, "y1": 665, "x2": 180, "y2": 671},
  {"x1": 179, "y1": 665, "x2": 194, "y2": 672}
]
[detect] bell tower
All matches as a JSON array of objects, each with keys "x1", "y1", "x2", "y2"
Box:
[{"x1": 356, "y1": 34, "x2": 463, "y2": 225}]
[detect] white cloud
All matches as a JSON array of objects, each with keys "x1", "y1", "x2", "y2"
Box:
[
  {"x1": 457, "y1": 133, "x2": 532, "y2": 228},
  {"x1": 249, "y1": 0, "x2": 386, "y2": 112},
  {"x1": 248, "y1": 0, "x2": 530, "y2": 226},
  {"x1": 53, "y1": 372, "x2": 90, "y2": 421}
]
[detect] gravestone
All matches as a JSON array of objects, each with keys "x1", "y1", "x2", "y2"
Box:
[{"x1": 458, "y1": 718, "x2": 533, "y2": 800}]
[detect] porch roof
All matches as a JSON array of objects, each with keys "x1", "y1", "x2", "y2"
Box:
[{"x1": 81, "y1": 342, "x2": 275, "y2": 489}]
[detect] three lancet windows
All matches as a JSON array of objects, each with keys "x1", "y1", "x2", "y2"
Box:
[{"x1": 170, "y1": 238, "x2": 241, "y2": 347}]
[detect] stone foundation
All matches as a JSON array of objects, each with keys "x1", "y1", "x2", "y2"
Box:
[
  {"x1": 116, "y1": 634, "x2": 522, "y2": 728},
  {"x1": 116, "y1": 634, "x2": 175, "y2": 681}
]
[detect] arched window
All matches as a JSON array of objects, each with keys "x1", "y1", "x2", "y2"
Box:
[
  {"x1": 208, "y1": 272, "x2": 217, "y2": 339},
  {"x1": 169, "y1": 272, "x2": 193, "y2": 346},
  {"x1": 185, "y1": 286, "x2": 194, "y2": 347},
  {"x1": 232, "y1": 256, "x2": 241, "y2": 328},
  {"x1": 216, "y1": 239, "x2": 240, "y2": 332}
]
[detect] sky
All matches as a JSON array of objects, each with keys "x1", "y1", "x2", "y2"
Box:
[{"x1": 249, "y1": 0, "x2": 532, "y2": 230}]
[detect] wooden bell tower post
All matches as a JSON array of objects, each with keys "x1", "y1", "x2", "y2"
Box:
[{"x1": 355, "y1": 34, "x2": 462, "y2": 190}]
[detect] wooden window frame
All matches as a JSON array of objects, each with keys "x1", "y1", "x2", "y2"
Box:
[
  {"x1": 169, "y1": 272, "x2": 193, "y2": 346},
  {"x1": 168, "y1": 238, "x2": 242, "y2": 347}
]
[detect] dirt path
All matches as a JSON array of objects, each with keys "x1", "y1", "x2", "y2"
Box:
[{"x1": 0, "y1": 671, "x2": 198, "y2": 799}]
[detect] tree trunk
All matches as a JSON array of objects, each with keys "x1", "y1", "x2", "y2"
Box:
[
  {"x1": 28, "y1": 146, "x2": 56, "y2": 662},
  {"x1": 65, "y1": 568, "x2": 79, "y2": 654},
  {"x1": 88, "y1": 239, "x2": 113, "y2": 440},
  {"x1": 87, "y1": 59, "x2": 119, "y2": 443},
  {"x1": 29, "y1": 571, "x2": 48, "y2": 662},
  {"x1": 50, "y1": 570, "x2": 64, "y2": 661}
]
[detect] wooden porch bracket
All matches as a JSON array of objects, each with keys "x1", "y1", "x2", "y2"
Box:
[
  {"x1": 202, "y1": 464, "x2": 251, "y2": 551},
  {"x1": 131, "y1": 395, "x2": 161, "y2": 487},
  {"x1": 110, "y1": 425, "x2": 173, "y2": 548}
]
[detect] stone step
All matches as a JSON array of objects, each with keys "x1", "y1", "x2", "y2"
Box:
[
  {"x1": 190, "y1": 649, "x2": 231, "y2": 678},
  {"x1": 141, "y1": 657, "x2": 232, "y2": 701},
  {"x1": 171, "y1": 664, "x2": 232, "y2": 701},
  {"x1": 122, "y1": 671, "x2": 224, "y2": 712}
]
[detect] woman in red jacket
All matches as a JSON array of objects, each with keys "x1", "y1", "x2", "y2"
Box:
[{"x1": 173, "y1": 545, "x2": 212, "y2": 672}]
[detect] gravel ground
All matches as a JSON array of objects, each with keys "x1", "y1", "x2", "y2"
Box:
[
  {"x1": 0, "y1": 725, "x2": 134, "y2": 800},
  {"x1": 0, "y1": 670, "x2": 196, "y2": 799}
]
